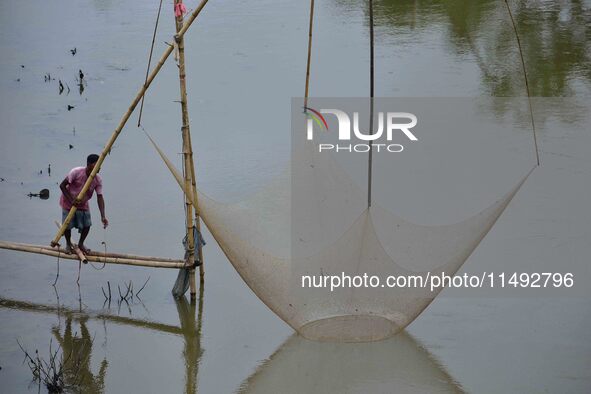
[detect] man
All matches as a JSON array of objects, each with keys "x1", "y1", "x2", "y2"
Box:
[{"x1": 59, "y1": 154, "x2": 108, "y2": 254}]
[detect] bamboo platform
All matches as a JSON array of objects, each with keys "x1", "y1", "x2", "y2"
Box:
[{"x1": 0, "y1": 241, "x2": 185, "y2": 269}]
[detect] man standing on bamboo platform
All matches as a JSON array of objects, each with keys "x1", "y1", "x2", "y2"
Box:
[{"x1": 59, "y1": 154, "x2": 108, "y2": 254}]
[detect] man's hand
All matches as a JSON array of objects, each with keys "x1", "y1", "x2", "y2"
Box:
[{"x1": 97, "y1": 194, "x2": 107, "y2": 228}]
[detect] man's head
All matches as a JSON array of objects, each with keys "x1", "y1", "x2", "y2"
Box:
[{"x1": 86, "y1": 154, "x2": 99, "y2": 172}]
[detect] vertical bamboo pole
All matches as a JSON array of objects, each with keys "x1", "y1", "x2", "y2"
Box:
[
  {"x1": 50, "y1": 0, "x2": 210, "y2": 247},
  {"x1": 303, "y1": 0, "x2": 315, "y2": 111},
  {"x1": 367, "y1": 0, "x2": 375, "y2": 208},
  {"x1": 186, "y1": 130, "x2": 205, "y2": 285},
  {"x1": 503, "y1": 0, "x2": 540, "y2": 166},
  {"x1": 174, "y1": 0, "x2": 200, "y2": 298}
]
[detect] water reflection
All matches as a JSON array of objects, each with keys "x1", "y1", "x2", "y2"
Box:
[
  {"x1": 440, "y1": 0, "x2": 590, "y2": 96},
  {"x1": 338, "y1": 0, "x2": 590, "y2": 97},
  {"x1": 176, "y1": 292, "x2": 204, "y2": 394},
  {"x1": 239, "y1": 331, "x2": 465, "y2": 394},
  {"x1": 0, "y1": 291, "x2": 203, "y2": 394},
  {"x1": 52, "y1": 316, "x2": 108, "y2": 393}
]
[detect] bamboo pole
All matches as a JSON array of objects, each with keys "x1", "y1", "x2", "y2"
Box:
[
  {"x1": 503, "y1": 0, "x2": 540, "y2": 166},
  {"x1": 138, "y1": 0, "x2": 164, "y2": 127},
  {"x1": 174, "y1": 0, "x2": 200, "y2": 298},
  {"x1": 141, "y1": 127, "x2": 205, "y2": 284},
  {"x1": 0, "y1": 241, "x2": 185, "y2": 268},
  {"x1": 85, "y1": 250, "x2": 186, "y2": 263},
  {"x1": 74, "y1": 247, "x2": 88, "y2": 264},
  {"x1": 367, "y1": 0, "x2": 375, "y2": 208},
  {"x1": 50, "y1": 0, "x2": 210, "y2": 248},
  {"x1": 303, "y1": 0, "x2": 315, "y2": 110},
  {"x1": 186, "y1": 130, "x2": 205, "y2": 285}
]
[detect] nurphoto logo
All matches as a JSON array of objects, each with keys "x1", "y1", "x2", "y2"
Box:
[{"x1": 304, "y1": 106, "x2": 418, "y2": 153}]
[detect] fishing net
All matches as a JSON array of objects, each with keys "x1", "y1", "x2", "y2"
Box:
[{"x1": 196, "y1": 98, "x2": 535, "y2": 342}]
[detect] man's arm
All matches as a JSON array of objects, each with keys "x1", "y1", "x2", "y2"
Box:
[
  {"x1": 97, "y1": 194, "x2": 108, "y2": 228},
  {"x1": 60, "y1": 177, "x2": 75, "y2": 205}
]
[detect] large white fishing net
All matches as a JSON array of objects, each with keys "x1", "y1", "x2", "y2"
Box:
[
  {"x1": 197, "y1": 165, "x2": 530, "y2": 341},
  {"x1": 196, "y1": 98, "x2": 534, "y2": 342}
]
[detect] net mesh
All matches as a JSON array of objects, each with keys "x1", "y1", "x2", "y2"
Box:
[
  {"x1": 197, "y1": 142, "x2": 532, "y2": 341},
  {"x1": 189, "y1": 97, "x2": 538, "y2": 342}
]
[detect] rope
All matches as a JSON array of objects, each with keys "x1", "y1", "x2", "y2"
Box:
[
  {"x1": 88, "y1": 227, "x2": 107, "y2": 270},
  {"x1": 303, "y1": 0, "x2": 315, "y2": 111},
  {"x1": 138, "y1": 126, "x2": 194, "y2": 204},
  {"x1": 503, "y1": 0, "x2": 540, "y2": 166},
  {"x1": 137, "y1": 0, "x2": 165, "y2": 127},
  {"x1": 53, "y1": 249, "x2": 61, "y2": 286},
  {"x1": 367, "y1": 0, "x2": 375, "y2": 208}
]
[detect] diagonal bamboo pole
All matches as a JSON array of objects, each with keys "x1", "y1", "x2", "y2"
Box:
[
  {"x1": 50, "y1": 0, "x2": 210, "y2": 247},
  {"x1": 174, "y1": 0, "x2": 199, "y2": 298}
]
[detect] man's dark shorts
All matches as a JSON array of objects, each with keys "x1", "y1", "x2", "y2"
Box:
[{"x1": 62, "y1": 209, "x2": 92, "y2": 232}]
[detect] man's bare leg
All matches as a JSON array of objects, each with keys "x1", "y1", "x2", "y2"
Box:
[
  {"x1": 64, "y1": 229, "x2": 74, "y2": 254},
  {"x1": 78, "y1": 226, "x2": 91, "y2": 254}
]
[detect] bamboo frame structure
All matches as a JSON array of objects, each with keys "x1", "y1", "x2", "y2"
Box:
[
  {"x1": 0, "y1": 241, "x2": 185, "y2": 269},
  {"x1": 51, "y1": 0, "x2": 210, "y2": 248}
]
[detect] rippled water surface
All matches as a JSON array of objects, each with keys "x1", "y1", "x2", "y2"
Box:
[{"x1": 1, "y1": 0, "x2": 590, "y2": 393}]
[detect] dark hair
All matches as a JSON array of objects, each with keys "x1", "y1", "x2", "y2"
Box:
[{"x1": 87, "y1": 154, "x2": 99, "y2": 165}]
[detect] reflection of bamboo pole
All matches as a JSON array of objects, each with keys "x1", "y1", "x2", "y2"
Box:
[
  {"x1": 50, "y1": 0, "x2": 210, "y2": 248},
  {"x1": 0, "y1": 241, "x2": 184, "y2": 268},
  {"x1": 175, "y1": 291, "x2": 204, "y2": 394},
  {"x1": 174, "y1": 0, "x2": 198, "y2": 298},
  {"x1": 0, "y1": 298, "x2": 183, "y2": 335},
  {"x1": 303, "y1": 0, "x2": 315, "y2": 110}
]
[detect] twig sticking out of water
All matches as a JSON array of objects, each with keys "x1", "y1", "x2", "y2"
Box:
[
  {"x1": 17, "y1": 339, "x2": 65, "y2": 393},
  {"x1": 102, "y1": 278, "x2": 149, "y2": 312},
  {"x1": 18, "y1": 335, "x2": 93, "y2": 393},
  {"x1": 101, "y1": 281, "x2": 112, "y2": 309},
  {"x1": 135, "y1": 276, "x2": 150, "y2": 299}
]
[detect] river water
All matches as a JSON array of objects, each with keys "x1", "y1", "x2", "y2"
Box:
[{"x1": 0, "y1": 0, "x2": 590, "y2": 393}]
